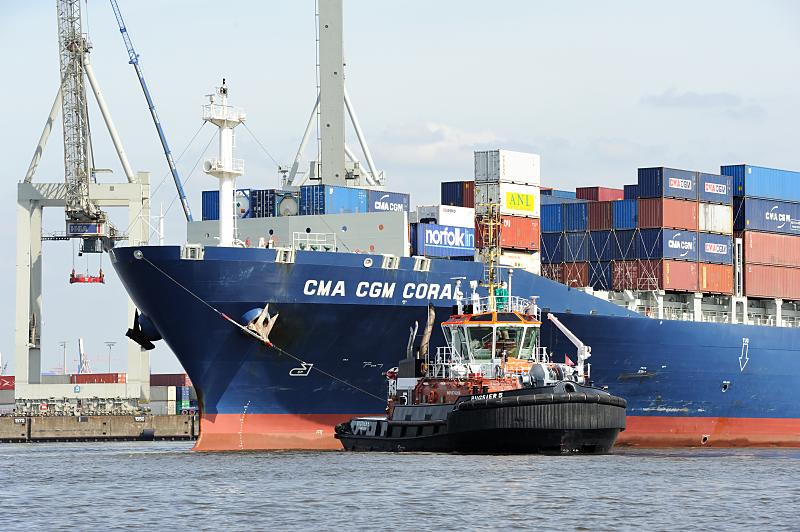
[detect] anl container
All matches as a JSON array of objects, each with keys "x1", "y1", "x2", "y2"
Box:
[
  {"x1": 637, "y1": 167, "x2": 697, "y2": 200},
  {"x1": 202, "y1": 190, "x2": 219, "y2": 220},
  {"x1": 475, "y1": 182, "x2": 540, "y2": 218},
  {"x1": 741, "y1": 231, "x2": 800, "y2": 267},
  {"x1": 698, "y1": 263, "x2": 733, "y2": 294},
  {"x1": 698, "y1": 173, "x2": 733, "y2": 205},
  {"x1": 576, "y1": 187, "x2": 624, "y2": 201},
  {"x1": 612, "y1": 199, "x2": 637, "y2": 230},
  {"x1": 623, "y1": 184, "x2": 639, "y2": 200},
  {"x1": 611, "y1": 229, "x2": 636, "y2": 260},
  {"x1": 589, "y1": 261, "x2": 612, "y2": 290},
  {"x1": 474, "y1": 149, "x2": 541, "y2": 185},
  {"x1": 722, "y1": 164, "x2": 800, "y2": 202},
  {"x1": 563, "y1": 202, "x2": 589, "y2": 232},
  {"x1": 698, "y1": 233, "x2": 733, "y2": 264},
  {"x1": 698, "y1": 203, "x2": 733, "y2": 234},
  {"x1": 637, "y1": 198, "x2": 698, "y2": 231},
  {"x1": 637, "y1": 228, "x2": 698, "y2": 261},
  {"x1": 300, "y1": 185, "x2": 368, "y2": 215},
  {"x1": 441, "y1": 181, "x2": 474, "y2": 208},
  {"x1": 733, "y1": 197, "x2": 800, "y2": 235},
  {"x1": 541, "y1": 204, "x2": 564, "y2": 232},
  {"x1": 744, "y1": 263, "x2": 800, "y2": 300},
  {"x1": 588, "y1": 201, "x2": 614, "y2": 230},
  {"x1": 540, "y1": 233, "x2": 564, "y2": 263},
  {"x1": 589, "y1": 231, "x2": 613, "y2": 261},
  {"x1": 563, "y1": 231, "x2": 589, "y2": 262},
  {"x1": 367, "y1": 190, "x2": 410, "y2": 213}
]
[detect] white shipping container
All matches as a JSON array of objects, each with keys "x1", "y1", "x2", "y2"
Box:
[
  {"x1": 499, "y1": 250, "x2": 541, "y2": 275},
  {"x1": 474, "y1": 149, "x2": 541, "y2": 185},
  {"x1": 414, "y1": 205, "x2": 475, "y2": 228},
  {"x1": 699, "y1": 203, "x2": 733, "y2": 234},
  {"x1": 475, "y1": 182, "x2": 540, "y2": 218}
]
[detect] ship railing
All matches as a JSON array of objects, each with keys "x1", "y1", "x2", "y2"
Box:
[
  {"x1": 425, "y1": 347, "x2": 468, "y2": 379},
  {"x1": 292, "y1": 232, "x2": 337, "y2": 252},
  {"x1": 202, "y1": 103, "x2": 247, "y2": 123},
  {"x1": 464, "y1": 296, "x2": 539, "y2": 317}
]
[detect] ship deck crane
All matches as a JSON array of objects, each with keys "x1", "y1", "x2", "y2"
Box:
[
  {"x1": 547, "y1": 313, "x2": 592, "y2": 381},
  {"x1": 109, "y1": 0, "x2": 193, "y2": 222}
]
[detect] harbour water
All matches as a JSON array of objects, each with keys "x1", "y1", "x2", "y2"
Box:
[{"x1": 1, "y1": 443, "x2": 798, "y2": 530}]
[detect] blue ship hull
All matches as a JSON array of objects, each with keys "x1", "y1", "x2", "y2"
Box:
[{"x1": 110, "y1": 246, "x2": 800, "y2": 450}]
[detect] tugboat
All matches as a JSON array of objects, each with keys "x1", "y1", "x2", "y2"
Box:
[{"x1": 334, "y1": 207, "x2": 627, "y2": 454}]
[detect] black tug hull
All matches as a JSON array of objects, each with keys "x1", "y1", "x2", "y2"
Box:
[{"x1": 336, "y1": 392, "x2": 627, "y2": 454}]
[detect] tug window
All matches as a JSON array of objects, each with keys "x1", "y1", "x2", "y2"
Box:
[
  {"x1": 495, "y1": 326, "x2": 523, "y2": 358},
  {"x1": 467, "y1": 326, "x2": 494, "y2": 360},
  {"x1": 519, "y1": 328, "x2": 538, "y2": 359}
]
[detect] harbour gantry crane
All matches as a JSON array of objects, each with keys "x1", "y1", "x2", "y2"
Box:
[{"x1": 14, "y1": 0, "x2": 151, "y2": 405}]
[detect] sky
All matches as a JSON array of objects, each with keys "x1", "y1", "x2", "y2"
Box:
[{"x1": 0, "y1": 0, "x2": 798, "y2": 375}]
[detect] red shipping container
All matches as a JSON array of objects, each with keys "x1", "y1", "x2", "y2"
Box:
[
  {"x1": 70, "y1": 373, "x2": 127, "y2": 384},
  {"x1": 744, "y1": 264, "x2": 800, "y2": 300},
  {"x1": 699, "y1": 263, "x2": 733, "y2": 294},
  {"x1": 576, "y1": 187, "x2": 624, "y2": 202},
  {"x1": 588, "y1": 201, "x2": 614, "y2": 230},
  {"x1": 541, "y1": 263, "x2": 563, "y2": 282},
  {"x1": 477, "y1": 216, "x2": 540, "y2": 250},
  {"x1": 741, "y1": 231, "x2": 800, "y2": 268},
  {"x1": 150, "y1": 373, "x2": 193, "y2": 387},
  {"x1": 0, "y1": 375, "x2": 14, "y2": 390},
  {"x1": 612, "y1": 261, "x2": 640, "y2": 291},
  {"x1": 562, "y1": 262, "x2": 589, "y2": 287},
  {"x1": 637, "y1": 260, "x2": 699, "y2": 292},
  {"x1": 637, "y1": 198, "x2": 698, "y2": 230}
]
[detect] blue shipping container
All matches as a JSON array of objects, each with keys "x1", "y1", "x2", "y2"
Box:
[
  {"x1": 440, "y1": 181, "x2": 466, "y2": 207},
  {"x1": 415, "y1": 223, "x2": 474, "y2": 257},
  {"x1": 589, "y1": 262, "x2": 612, "y2": 291},
  {"x1": 300, "y1": 185, "x2": 369, "y2": 215},
  {"x1": 637, "y1": 167, "x2": 697, "y2": 200},
  {"x1": 589, "y1": 231, "x2": 613, "y2": 261},
  {"x1": 202, "y1": 190, "x2": 219, "y2": 221},
  {"x1": 612, "y1": 199, "x2": 637, "y2": 230},
  {"x1": 698, "y1": 232, "x2": 733, "y2": 264},
  {"x1": 250, "y1": 189, "x2": 277, "y2": 218},
  {"x1": 697, "y1": 173, "x2": 733, "y2": 205},
  {"x1": 540, "y1": 233, "x2": 564, "y2": 263},
  {"x1": 611, "y1": 229, "x2": 636, "y2": 260},
  {"x1": 563, "y1": 202, "x2": 589, "y2": 232},
  {"x1": 722, "y1": 164, "x2": 800, "y2": 202},
  {"x1": 563, "y1": 231, "x2": 589, "y2": 262},
  {"x1": 637, "y1": 228, "x2": 698, "y2": 261},
  {"x1": 541, "y1": 189, "x2": 576, "y2": 199},
  {"x1": 541, "y1": 204, "x2": 563, "y2": 233},
  {"x1": 367, "y1": 190, "x2": 410, "y2": 212},
  {"x1": 623, "y1": 184, "x2": 639, "y2": 200},
  {"x1": 733, "y1": 197, "x2": 800, "y2": 235}
]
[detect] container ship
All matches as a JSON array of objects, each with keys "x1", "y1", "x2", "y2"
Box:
[{"x1": 110, "y1": 2, "x2": 800, "y2": 450}]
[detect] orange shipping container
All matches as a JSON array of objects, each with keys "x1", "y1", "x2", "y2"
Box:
[
  {"x1": 744, "y1": 264, "x2": 800, "y2": 300},
  {"x1": 637, "y1": 198, "x2": 698, "y2": 231},
  {"x1": 150, "y1": 373, "x2": 193, "y2": 387},
  {"x1": 70, "y1": 373, "x2": 127, "y2": 384},
  {"x1": 562, "y1": 262, "x2": 589, "y2": 287},
  {"x1": 741, "y1": 231, "x2": 800, "y2": 268},
  {"x1": 541, "y1": 263, "x2": 563, "y2": 283},
  {"x1": 588, "y1": 201, "x2": 614, "y2": 230},
  {"x1": 612, "y1": 261, "x2": 640, "y2": 291},
  {"x1": 477, "y1": 216, "x2": 540, "y2": 251},
  {"x1": 699, "y1": 263, "x2": 733, "y2": 294},
  {"x1": 638, "y1": 260, "x2": 699, "y2": 292}
]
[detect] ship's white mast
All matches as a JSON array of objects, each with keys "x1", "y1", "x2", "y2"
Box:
[{"x1": 203, "y1": 80, "x2": 246, "y2": 247}]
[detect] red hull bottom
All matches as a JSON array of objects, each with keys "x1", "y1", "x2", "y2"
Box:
[{"x1": 193, "y1": 414, "x2": 800, "y2": 451}]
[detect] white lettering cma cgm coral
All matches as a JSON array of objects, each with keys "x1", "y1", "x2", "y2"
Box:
[{"x1": 303, "y1": 280, "x2": 458, "y2": 300}]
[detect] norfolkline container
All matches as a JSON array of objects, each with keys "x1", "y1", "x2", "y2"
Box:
[
  {"x1": 733, "y1": 197, "x2": 800, "y2": 235},
  {"x1": 612, "y1": 199, "x2": 637, "y2": 230},
  {"x1": 638, "y1": 260, "x2": 700, "y2": 292},
  {"x1": 541, "y1": 204, "x2": 563, "y2": 232},
  {"x1": 576, "y1": 187, "x2": 624, "y2": 201},
  {"x1": 741, "y1": 231, "x2": 800, "y2": 268},
  {"x1": 589, "y1": 231, "x2": 613, "y2": 261},
  {"x1": 563, "y1": 231, "x2": 589, "y2": 262},
  {"x1": 744, "y1": 264, "x2": 800, "y2": 300},
  {"x1": 698, "y1": 173, "x2": 733, "y2": 205},
  {"x1": 699, "y1": 263, "x2": 733, "y2": 294},
  {"x1": 637, "y1": 167, "x2": 697, "y2": 200},
  {"x1": 589, "y1": 201, "x2": 614, "y2": 230},
  {"x1": 563, "y1": 202, "x2": 589, "y2": 232},
  {"x1": 722, "y1": 164, "x2": 800, "y2": 202},
  {"x1": 562, "y1": 262, "x2": 589, "y2": 287},
  {"x1": 589, "y1": 261, "x2": 612, "y2": 290},
  {"x1": 637, "y1": 229, "x2": 698, "y2": 261},
  {"x1": 476, "y1": 215, "x2": 540, "y2": 251},
  {"x1": 638, "y1": 198, "x2": 698, "y2": 230},
  {"x1": 698, "y1": 203, "x2": 733, "y2": 234},
  {"x1": 611, "y1": 229, "x2": 636, "y2": 260},
  {"x1": 699, "y1": 233, "x2": 733, "y2": 264},
  {"x1": 623, "y1": 184, "x2": 639, "y2": 200}
]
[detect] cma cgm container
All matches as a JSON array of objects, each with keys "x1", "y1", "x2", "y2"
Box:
[
  {"x1": 414, "y1": 205, "x2": 474, "y2": 228},
  {"x1": 367, "y1": 190, "x2": 410, "y2": 213},
  {"x1": 744, "y1": 264, "x2": 800, "y2": 300},
  {"x1": 698, "y1": 173, "x2": 733, "y2": 205},
  {"x1": 475, "y1": 182, "x2": 540, "y2": 218},
  {"x1": 698, "y1": 233, "x2": 733, "y2": 264},
  {"x1": 611, "y1": 229, "x2": 636, "y2": 260},
  {"x1": 563, "y1": 232, "x2": 589, "y2": 262},
  {"x1": 300, "y1": 185, "x2": 368, "y2": 215},
  {"x1": 589, "y1": 231, "x2": 613, "y2": 261},
  {"x1": 576, "y1": 187, "x2": 624, "y2": 201},
  {"x1": 563, "y1": 202, "x2": 589, "y2": 232},
  {"x1": 698, "y1": 263, "x2": 733, "y2": 294},
  {"x1": 733, "y1": 197, "x2": 800, "y2": 235},
  {"x1": 588, "y1": 201, "x2": 614, "y2": 230},
  {"x1": 540, "y1": 233, "x2": 564, "y2": 263},
  {"x1": 476, "y1": 216, "x2": 540, "y2": 251},
  {"x1": 474, "y1": 150, "x2": 541, "y2": 185},
  {"x1": 589, "y1": 261, "x2": 612, "y2": 290},
  {"x1": 637, "y1": 228, "x2": 698, "y2": 262},
  {"x1": 440, "y1": 181, "x2": 474, "y2": 208},
  {"x1": 414, "y1": 223, "x2": 475, "y2": 258},
  {"x1": 638, "y1": 260, "x2": 700, "y2": 292},
  {"x1": 638, "y1": 198, "x2": 698, "y2": 231},
  {"x1": 637, "y1": 167, "x2": 697, "y2": 200},
  {"x1": 541, "y1": 204, "x2": 563, "y2": 233},
  {"x1": 741, "y1": 231, "x2": 800, "y2": 267},
  {"x1": 562, "y1": 262, "x2": 589, "y2": 287},
  {"x1": 623, "y1": 184, "x2": 639, "y2": 200},
  {"x1": 612, "y1": 199, "x2": 637, "y2": 230},
  {"x1": 722, "y1": 164, "x2": 800, "y2": 203},
  {"x1": 698, "y1": 203, "x2": 733, "y2": 234}
]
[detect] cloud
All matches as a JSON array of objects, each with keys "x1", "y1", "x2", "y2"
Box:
[{"x1": 641, "y1": 89, "x2": 765, "y2": 120}]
